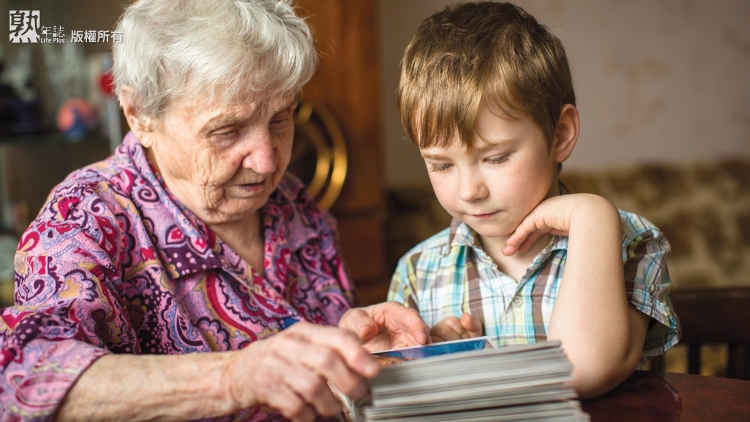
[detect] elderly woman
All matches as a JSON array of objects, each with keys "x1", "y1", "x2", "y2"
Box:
[{"x1": 0, "y1": 1, "x2": 428, "y2": 421}]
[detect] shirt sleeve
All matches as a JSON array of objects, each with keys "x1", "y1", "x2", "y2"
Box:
[
  {"x1": 620, "y1": 212, "x2": 680, "y2": 356},
  {"x1": 1, "y1": 188, "x2": 134, "y2": 420},
  {"x1": 387, "y1": 253, "x2": 421, "y2": 312}
]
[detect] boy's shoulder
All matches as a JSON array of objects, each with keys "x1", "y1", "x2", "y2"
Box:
[
  {"x1": 396, "y1": 210, "x2": 667, "y2": 268},
  {"x1": 617, "y1": 209, "x2": 666, "y2": 245}
]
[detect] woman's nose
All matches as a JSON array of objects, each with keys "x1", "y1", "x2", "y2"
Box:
[
  {"x1": 458, "y1": 172, "x2": 488, "y2": 202},
  {"x1": 241, "y1": 130, "x2": 277, "y2": 174}
]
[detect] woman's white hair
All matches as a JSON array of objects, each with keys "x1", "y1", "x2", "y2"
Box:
[{"x1": 112, "y1": 0, "x2": 317, "y2": 118}]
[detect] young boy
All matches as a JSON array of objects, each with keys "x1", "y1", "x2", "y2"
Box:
[{"x1": 388, "y1": 2, "x2": 679, "y2": 399}]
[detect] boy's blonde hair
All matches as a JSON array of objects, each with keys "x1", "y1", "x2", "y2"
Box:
[{"x1": 398, "y1": 2, "x2": 575, "y2": 150}]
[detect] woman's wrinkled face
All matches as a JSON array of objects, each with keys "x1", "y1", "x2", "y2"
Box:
[{"x1": 141, "y1": 93, "x2": 297, "y2": 226}]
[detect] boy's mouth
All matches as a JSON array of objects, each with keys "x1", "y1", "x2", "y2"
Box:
[{"x1": 470, "y1": 211, "x2": 498, "y2": 219}]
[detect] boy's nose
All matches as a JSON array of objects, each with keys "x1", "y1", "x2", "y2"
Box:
[
  {"x1": 458, "y1": 174, "x2": 489, "y2": 202},
  {"x1": 241, "y1": 130, "x2": 277, "y2": 175}
]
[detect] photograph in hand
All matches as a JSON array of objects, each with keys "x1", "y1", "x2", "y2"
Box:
[{"x1": 373, "y1": 336, "x2": 494, "y2": 364}]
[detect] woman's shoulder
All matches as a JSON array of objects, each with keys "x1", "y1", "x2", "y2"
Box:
[{"x1": 31, "y1": 141, "x2": 155, "y2": 235}]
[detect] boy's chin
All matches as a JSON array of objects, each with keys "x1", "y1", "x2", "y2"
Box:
[{"x1": 463, "y1": 222, "x2": 516, "y2": 240}]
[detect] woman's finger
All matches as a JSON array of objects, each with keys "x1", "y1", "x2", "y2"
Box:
[
  {"x1": 281, "y1": 355, "x2": 345, "y2": 417},
  {"x1": 295, "y1": 341, "x2": 369, "y2": 401},
  {"x1": 289, "y1": 323, "x2": 379, "y2": 379},
  {"x1": 265, "y1": 382, "x2": 318, "y2": 422},
  {"x1": 377, "y1": 302, "x2": 429, "y2": 345},
  {"x1": 339, "y1": 308, "x2": 380, "y2": 342}
]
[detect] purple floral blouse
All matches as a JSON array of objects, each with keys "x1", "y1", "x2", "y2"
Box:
[{"x1": 0, "y1": 132, "x2": 357, "y2": 421}]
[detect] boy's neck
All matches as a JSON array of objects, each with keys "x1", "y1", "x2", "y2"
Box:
[
  {"x1": 479, "y1": 232, "x2": 553, "y2": 282},
  {"x1": 475, "y1": 176, "x2": 561, "y2": 280}
]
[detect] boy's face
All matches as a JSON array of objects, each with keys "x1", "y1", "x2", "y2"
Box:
[{"x1": 420, "y1": 104, "x2": 559, "y2": 239}]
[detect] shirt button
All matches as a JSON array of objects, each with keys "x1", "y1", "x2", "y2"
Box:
[{"x1": 512, "y1": 297, "x2": 522, "y2": 306}]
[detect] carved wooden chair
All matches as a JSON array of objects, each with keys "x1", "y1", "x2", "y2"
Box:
[{"x1": 652, "y1": 287, "x2": 750, "y2": 380}]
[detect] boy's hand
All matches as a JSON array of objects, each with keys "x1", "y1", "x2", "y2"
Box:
[
  {"x1": 502, "y1": 194, "x2": 617, "y2": 256},
  {"x1": 430, "y1": 313, "x2": 483, "y2": 343}
]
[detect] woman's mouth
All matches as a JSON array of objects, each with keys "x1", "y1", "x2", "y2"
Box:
[{"x1": 236, "y1": 181, "x2": 266, "y2": 194}]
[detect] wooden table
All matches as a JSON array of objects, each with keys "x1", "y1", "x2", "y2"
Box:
[{"x1": 582, "y1": 370, "x2": 750, "y2": 421}]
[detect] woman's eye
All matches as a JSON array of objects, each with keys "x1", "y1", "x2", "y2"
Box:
[
  {"x1": 487, "y1": 154, "x2": 509, "y2": 164},
  {"x1": 215, "y1": 129, "x2": 237, "y2": 137},
  {"x1": 270, "y1": 110, "x2": 294, "y2": 127}
]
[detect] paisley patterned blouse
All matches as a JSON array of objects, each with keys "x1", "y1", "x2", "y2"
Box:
[{"x1": 0, "y1": 132, "x2": 357, "y2": 421}]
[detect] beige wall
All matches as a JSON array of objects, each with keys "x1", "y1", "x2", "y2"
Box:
[{"x1": 378, "y1": 0, "x2": 750, "y2": 187}]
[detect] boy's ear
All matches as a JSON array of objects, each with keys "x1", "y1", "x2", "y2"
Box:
[
  {"x1": 551, "y1": 104, "x2": 579, "y2": 164},
  {"x1": 121, "y1": 86, "x2": 158, "y2": 149}
]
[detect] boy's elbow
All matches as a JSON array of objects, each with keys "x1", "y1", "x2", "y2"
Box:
[{"x1": 568, "y1": 348, "x2": 642, "y2": 400}]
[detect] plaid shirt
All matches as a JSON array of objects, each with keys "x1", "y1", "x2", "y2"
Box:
[{"x1": 388, "y1": 210, "x2": 679, "y2": 357}]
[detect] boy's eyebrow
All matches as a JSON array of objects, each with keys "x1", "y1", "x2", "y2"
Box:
[
  {"x1": 473, "y1": 138, "x2": 514, "y2": 152},
  {"x1": 421, "y1": 138, "x2": 515, "y2": 159},
  {"x1": 420, "y1": 152, "x2": 445, "y2": 160}
]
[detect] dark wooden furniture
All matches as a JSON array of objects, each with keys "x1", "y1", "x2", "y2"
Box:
[
  {"x1": 582, "y1": 370, "x2": 750, "y2": 421},
  {"x1": 0, "y1": 135, "x2": 111, "y2": 235},
  {"x1": 295, "y1": 0, "x2": 389, "y2": 305},
  {"x1": 652, "y1": 287, "x2": 750, "y2": 380}
]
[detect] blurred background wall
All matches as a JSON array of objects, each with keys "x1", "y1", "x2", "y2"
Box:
[{"x1": 379, "y1": 0, "x2": 750, "y2": 186}]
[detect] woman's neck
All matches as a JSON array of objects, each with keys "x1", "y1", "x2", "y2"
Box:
[{"x1": 208, "y1": 212, "x2": 265, "y2": 274}]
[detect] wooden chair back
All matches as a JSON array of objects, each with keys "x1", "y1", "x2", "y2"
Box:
[{"x1": 653, "y1": 287, "x2": 750, "y2": 379}]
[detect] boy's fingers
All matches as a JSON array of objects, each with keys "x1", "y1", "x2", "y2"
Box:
[
  {"x1": 518, "y1": 229, "x2": 548, "y2": 253},
  {"x1": 430, "y1": 317, "x2": 464, "y2": 341},
  {"x1": 460, "y1": 313, "x2": 483, "y2": 337},
  {"x1": 430, "y1": 327, "x2": 460, "y2": 342}
]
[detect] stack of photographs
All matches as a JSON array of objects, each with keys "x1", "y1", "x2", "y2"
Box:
[{"x1": 335, "y1": 337, "x2": 589, "y2": 422}]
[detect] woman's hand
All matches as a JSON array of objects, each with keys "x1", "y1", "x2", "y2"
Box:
[
  {"x1": 224, "y1": 322, "x2": 378, "y2": 422},
  {"x1": 430, "y1": 313, "x2": 483, "y2": 343},
  {"x1": 338, "y1": 302, "x2": 430, "y2": 352}
]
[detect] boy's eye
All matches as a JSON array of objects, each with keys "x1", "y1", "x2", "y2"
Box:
[
  {"x1": 429, "y1": 163, "x2": 452, "y2": 172},
  {"x1": 486, "y1": 154, "x2": 510, "y2": 164}
]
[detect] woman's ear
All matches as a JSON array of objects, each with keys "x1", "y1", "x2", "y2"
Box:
[
  {"x1": 120, "y1": 87, "x2": 157, "y2": 149},
  {"x1": 551, "y1": 104, "x2": 579, "y2": 164}
]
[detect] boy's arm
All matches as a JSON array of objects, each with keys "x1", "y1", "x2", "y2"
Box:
[{"x1": 504, "y1": 193, "x2": 649, "y2": 399}]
